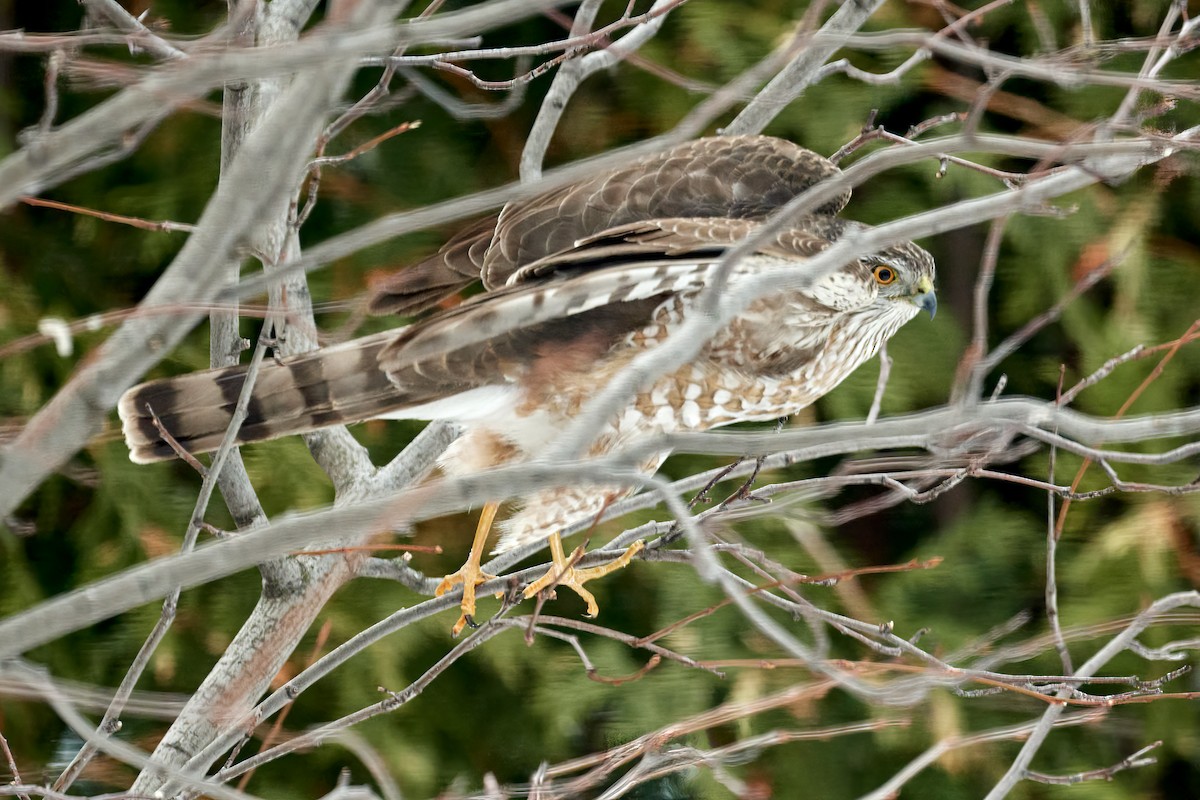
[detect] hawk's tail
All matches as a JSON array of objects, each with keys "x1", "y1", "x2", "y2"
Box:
[{"x1": 118, "y1": 333, "x2": 404, "y2": 463}]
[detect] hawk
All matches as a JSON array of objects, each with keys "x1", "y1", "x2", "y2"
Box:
[{"x1": 119, "y1": 135, "x2": 937, "y2": 633}]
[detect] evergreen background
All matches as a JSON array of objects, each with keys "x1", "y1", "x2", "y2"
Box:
[{"x1": 1, "y1": 1, "x2": 1198, "y2": 797}]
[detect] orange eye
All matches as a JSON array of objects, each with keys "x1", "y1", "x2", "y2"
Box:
[{"x1": 873, "y1": 265, "x2": 897, "y2": 285}]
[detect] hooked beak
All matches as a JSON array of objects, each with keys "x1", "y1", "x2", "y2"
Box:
[{"x1": 912, "y1": 277, "x2": 937, "y2": 320}]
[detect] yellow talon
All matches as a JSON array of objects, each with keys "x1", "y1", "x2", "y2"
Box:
[
  {"x1": 439, "y1": 503, "x2": 643, "y2": 632},
  {"x1": 437, "y1": 501, "x2": 501, "y2": 635},
  {"x1": 523, "y1": 533, "x2": 644, "y2": 617}
]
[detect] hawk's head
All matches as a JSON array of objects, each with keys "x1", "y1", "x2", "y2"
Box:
[
  {"x1": 861, "y1": 240, "x2": 938, "y2": 321},
  {"x1": 792, "y1": 217, "x2": 937, "y2": 334}
]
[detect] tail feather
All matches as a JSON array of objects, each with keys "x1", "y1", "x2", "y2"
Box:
[{"x1": 118, "y1": 334, "x2": 413, "y2": 463}]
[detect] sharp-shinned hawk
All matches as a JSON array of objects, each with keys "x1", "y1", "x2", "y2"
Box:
[{"x1": 119, "y1": 135, "x2": 937, "y2": 632}]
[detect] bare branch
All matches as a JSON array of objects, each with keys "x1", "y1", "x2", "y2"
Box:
[
  {"x1": 521, "y1": 0, "x2": 683, "y2": 179},
  {"x1": 79, "y1": 0, "x2": 188, "y2": 60},
  {"x1": 984, "y1": 592, "x2": 1200, "y2": 799},
  {"x1": 725, "y1": 0, "x2": 887, "y2": 135},
  {"x1": 6, "y1": 4, "x2": 1200, "y2": 797},
  {"x1": 0, "y1": 0, "x2": 569, "y2": 210},
  {"x1": 865, "y1": 342, "x2": 892, "y2": 425}
]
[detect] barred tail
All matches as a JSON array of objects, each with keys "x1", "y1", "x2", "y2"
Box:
[{"x1": 118, "y1": 333, "x2": 403, "y2": 463}]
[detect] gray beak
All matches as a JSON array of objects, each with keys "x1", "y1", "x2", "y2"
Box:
[{"x1": 914, "y1": 290, "x2": 937, "y2": 320}]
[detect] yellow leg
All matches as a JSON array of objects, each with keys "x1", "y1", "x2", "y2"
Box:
[
  {"x1": 522, "y1": 533, "x2": 645, "y2": 617},
  {"x1": 435, "y1": 501, "x2": 500, "y2": 635}
]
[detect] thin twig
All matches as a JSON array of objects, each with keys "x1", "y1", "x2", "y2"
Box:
[
  {"x1": 36, "y1": 49, "x2": 64, "y2": 135},
  {"x1": 865, "y1": 342, "x2": 892, "y2": 425},
  {"x1": 0, "y1": 730, "x2": 31, "y2": 800},
  {"x1": 1026, "y1": 740, "x2": 1162, "y2": 785},
  {"x1": 79, "y1": 0, "x2": 187, "y2": 60},
  {"x1": 213, "y1": 609, "x2": 516, "y2": 783},
  {"x1": 20, "y1": 195, "x2": 196, "y2": 232},
  {"x1": 1054, "y1": 319, "x2": 1200, "y2": 536},
  {"x1": 1045, "y1": 366, "x2": 1073, "y2": 674}
]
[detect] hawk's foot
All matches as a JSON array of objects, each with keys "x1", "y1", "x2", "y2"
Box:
[
  {"x1": 436, "y1": 501, "x2": 500, "y2": 636},
  {"x1": 435, "y1": 562, "x2": 498, "y2": 636},
  {"x1": 523, "y1": 532, "x2": 644, "y2": 617}
]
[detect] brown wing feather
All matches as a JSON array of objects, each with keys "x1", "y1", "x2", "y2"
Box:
[
  {"x1": 509, "y1": 214, "x2": 848, "y2": 282},
  {"x1": 508, "y1": 218, "x2": 758, "y2": 279},
  {"x1": 366, "y1": 215, "x2": 497, "y2": 316},
  {"x1": 484, "y1": 136, "x2": 847, "y2": 287},
  {"x1": 377, "y1": 216, "x2": 774, "y2": 377},
  {"x1": 379, "y1": 214, "x2": 850, "y2": 382},
  {"x1": 384, "y1": 297, "x2": 668, "y2": 402},
  {"x1": 366, "y1": 135, "x2": 848, "y2": 316}
]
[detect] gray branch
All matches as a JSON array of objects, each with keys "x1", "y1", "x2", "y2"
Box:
[
  {"x1": 2, "y1": 394, "x2": 1197, "y2": 661},
  {"x1": 521, "y1": 0, "x2": 678, "y2": 180},
  {"x1": 724, "y1": 0, "x2": 887, "y2": 135},
  {"x1": 984, "y1": 592, "x2": 1200, "y2": 799}
]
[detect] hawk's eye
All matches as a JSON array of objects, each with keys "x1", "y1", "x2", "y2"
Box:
[{"x1": 873, "y1": 265, "x2": 897, "y2": 285}]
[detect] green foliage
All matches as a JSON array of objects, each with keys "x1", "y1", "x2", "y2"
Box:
[{"x1": 2, "y1": 2, "x2": 1199, "y2": 798}]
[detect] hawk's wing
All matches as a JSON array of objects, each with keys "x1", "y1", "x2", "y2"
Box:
[
  {"x1": 367, "y1": 135, "x2": 848, "y2": 316},
  {"x1": 377, "y1": 220, "x2": 736, "y2": 386},
  {"x1": 119, "y1": 215, "x2": 848, "y2": 462},
  {"x1": 378, "y1": 215, "x2": 848, "y2": 388}
]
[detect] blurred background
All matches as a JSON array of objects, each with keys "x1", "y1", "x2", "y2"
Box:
[{"x1": 1, "y1": 1, "x2": 1199, "y2": 797}]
